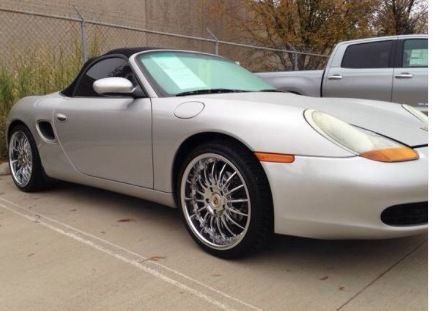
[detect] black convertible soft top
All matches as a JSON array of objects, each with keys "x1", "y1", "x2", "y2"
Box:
[
  {"x1": 61, "y1": 47, "x2": 160, "y2": 97},
  {"x1": 104, "y1": 47, "x2": 161, "y2": 58}
]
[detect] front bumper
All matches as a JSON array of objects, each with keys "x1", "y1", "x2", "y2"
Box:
[{"x1": 262, "y1": 146, "x2": 428, "y2": 239}]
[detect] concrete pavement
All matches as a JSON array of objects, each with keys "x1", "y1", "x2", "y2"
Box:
[
  {"x1": 0, "y1": 162, "x2": 9, "y2": 176},
  {"x1": 0, "y1": 176, "x2": 427, "y2": 310}
]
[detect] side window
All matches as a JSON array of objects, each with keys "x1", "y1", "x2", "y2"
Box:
[
  {"x1": 402, "y1": 39, "x2": 427, "y2": 68},
  {"x1": 341, "y1": 41, "x2": 393, "y2": 69},
  {"x1": 74, "y1": 57, "x2": 134, "y2": 97}
]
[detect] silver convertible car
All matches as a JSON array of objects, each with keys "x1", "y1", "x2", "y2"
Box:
[{"x1": 6, "y1": 48, "x2": 428, "y2": 258}]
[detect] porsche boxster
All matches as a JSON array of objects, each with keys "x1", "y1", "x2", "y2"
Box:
[{"x1": 6, "y1": 48, "x2": 428, "y2": 258}]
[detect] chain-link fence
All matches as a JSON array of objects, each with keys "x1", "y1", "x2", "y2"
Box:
[{"x1": 0, "y1": 7, "x2": 328, "y2": 72}]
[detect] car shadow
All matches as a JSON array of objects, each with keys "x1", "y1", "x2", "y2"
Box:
[{"x1": 46, "y1": 181, "x2": 427, "y2": 273}]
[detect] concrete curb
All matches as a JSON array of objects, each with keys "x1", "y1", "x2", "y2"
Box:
[{"x1": 0, "y1": 162, "x2": 10, "y2": 176}]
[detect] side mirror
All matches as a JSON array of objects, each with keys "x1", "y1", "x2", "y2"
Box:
[{"x1": 93, "y1": 77, "x2": 135, "y2": 96}]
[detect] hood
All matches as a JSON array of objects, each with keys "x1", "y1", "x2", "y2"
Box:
[{"x1": 197, "y1": 92, "x2": 428, "y2": 147}]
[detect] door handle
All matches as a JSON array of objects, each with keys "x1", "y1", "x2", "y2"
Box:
[
  {"x1": 56, "y1": 113, "x2": 68, "y2": 122},
  {"x1": 328, "y1": 74, "x2": 343, "y2": 80},
  {"x1": 395, "y1": 73, "x2": 413, "y2": 79}
]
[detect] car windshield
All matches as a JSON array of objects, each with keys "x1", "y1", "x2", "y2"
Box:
[{"x1": 137, "y1": 51, "x2": 275, "y2": 96}]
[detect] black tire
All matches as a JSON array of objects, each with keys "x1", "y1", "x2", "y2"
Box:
[
  {"x1": 8, "y1": 124, "x2": 52, "y2": 192},
  {"x1": 176, "y1": 139, "x2": 273, "y2": 258}
]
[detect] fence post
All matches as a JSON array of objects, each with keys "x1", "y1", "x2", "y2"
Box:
[
  {"x1": 293, "y1": 53, "x2": 299, "y2": 71},
  {"x1": 207, "y1": 28, "x2": 219, "y2": 55},
  {"x1": 73, "y1": 6, "x2": 88, "y2": 63}
]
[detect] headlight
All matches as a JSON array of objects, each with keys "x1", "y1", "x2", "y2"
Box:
[
  {"x1": 304, "y1": 109, "x2": 418, "y2": 162},
  {"x1": 402, "y1": 104, "x2": 428, "y2": 129}
]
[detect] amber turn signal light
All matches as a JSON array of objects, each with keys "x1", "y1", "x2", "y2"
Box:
[
  {"x1": 255, "y1": 152, "x2": 295, "y2": 163},
  {"x1": 360, "y1": 147, "x2": 419, "y2": 162}
]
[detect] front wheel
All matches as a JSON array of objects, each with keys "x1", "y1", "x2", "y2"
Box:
[{"x1": 177, "y1": 141, "x2": 273, "y2": 258}]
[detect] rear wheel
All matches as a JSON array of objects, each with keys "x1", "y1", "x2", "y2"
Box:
[
  {"x1": 177, "y1": 141, "x2": 273, "y2": 258},
  {"x1": 8, "y1": 125, "x2": 51, "y2": 192}
]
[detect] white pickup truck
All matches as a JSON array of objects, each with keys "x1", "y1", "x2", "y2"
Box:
[{"x1": 257, "y1": 35, "x2": 428, "y2": 112}]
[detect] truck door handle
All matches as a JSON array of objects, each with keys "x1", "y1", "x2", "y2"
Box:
[
  {"x1": 395, "y1": 73, "x2": 413, "y2": 79},
  {"x1": 328, "y1": 74, "x2": 343, "y2": 80},
  {"x1": 56, "y1": 113, "x2": 68, "y2": 122}
]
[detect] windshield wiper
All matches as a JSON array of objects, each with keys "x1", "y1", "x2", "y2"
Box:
[
  {"x1": 259, "y1": 89, "x2": 282, "y2": 92},
  {"x1": 176, "y1": 89, "x2": 251, "y2": 96}
]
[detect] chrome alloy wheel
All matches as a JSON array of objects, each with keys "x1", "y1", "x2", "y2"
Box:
[
  {"x1": 180, "y1": 153, "x2": 251, "y2": 250},
  {"x1": 9, "y1": 131, "x2": 33, "y2": 187}
]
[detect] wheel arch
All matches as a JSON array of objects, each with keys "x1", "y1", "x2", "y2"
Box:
[
  {"x1": 7, "y1": 119, "x2": 29, "y2": 143},
  {"x1": 172, "y1": 132, "x2": 260, "y2": 195}
]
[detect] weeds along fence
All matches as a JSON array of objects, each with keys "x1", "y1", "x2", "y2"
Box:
[{"x1": 0, "y1": 7, "x2": 328, "y2": 159}]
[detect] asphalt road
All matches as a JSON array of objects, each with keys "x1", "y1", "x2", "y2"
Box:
[{"x1": 0, "y1": 176, "x2": 427, "y2": 311}]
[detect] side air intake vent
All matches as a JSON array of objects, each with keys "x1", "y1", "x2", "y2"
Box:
[
  {"x1": 381, "y1": 202, "x2": 427, "y2": 226},
  {"x1": 37, "y1": 121, "x2": 56, "y2": 141}
]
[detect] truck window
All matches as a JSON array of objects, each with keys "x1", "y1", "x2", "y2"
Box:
[
  {"x1": 402, "y1": 39, "x2": 427, "y2": 68},
  {"x1": 341, "y1": 41, "x2": 393, "y2": 69}
]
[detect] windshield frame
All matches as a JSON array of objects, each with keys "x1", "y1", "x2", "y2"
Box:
[{"x1": 132, "y1": 50, "x2": 274, "y2": 98}]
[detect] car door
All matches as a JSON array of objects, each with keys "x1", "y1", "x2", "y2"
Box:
[
  {"x1": 392, "y1": 38, "x2": 428, "y2": 111},
  {"x1": 323, "y1": 40, "x2": 394, "y2": 102},
  {"x1": 53, "y1": 56, "x2": 153, "y2": 188}
]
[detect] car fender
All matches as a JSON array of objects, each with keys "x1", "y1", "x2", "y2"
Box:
[{"x1": 151, "y1": 96, "x2": 353, "y2": 192}]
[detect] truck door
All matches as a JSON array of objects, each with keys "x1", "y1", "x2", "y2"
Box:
[
  {"x1": 323, "y1": 40, "x2": 394, "y2": 102},
  {"x1": 392, "y1": 38, "x2": 428, "y2": 111}
]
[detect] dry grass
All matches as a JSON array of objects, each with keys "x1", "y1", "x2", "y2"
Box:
[{"x1": 0, "y1": 43, "x2": 101, "y2": 160}]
